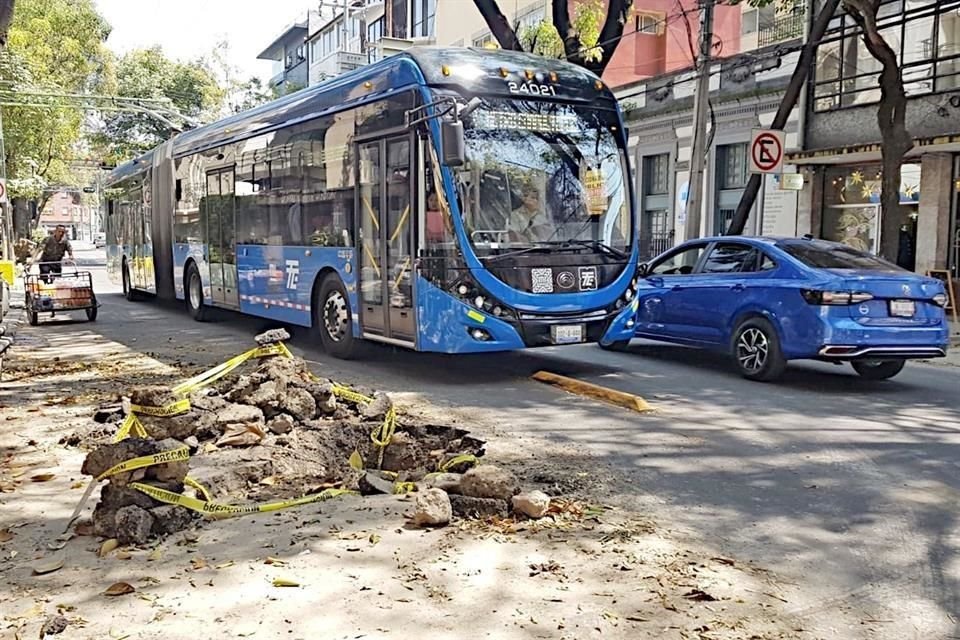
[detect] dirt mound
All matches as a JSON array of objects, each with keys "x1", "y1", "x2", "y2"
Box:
[{"x1": 76, "y1": 338, "x2": 486, "y2": 544}]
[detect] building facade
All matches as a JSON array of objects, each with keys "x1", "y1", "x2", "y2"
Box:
[
  {"x1": 257, "y1": 20, "x2": 309, "y2": 95},
  {"x1": 790, "y1": 0, "x2": 960, "y2": 279},
  {"x1": 617, "y1": 1, "x2": 805, "y2": 260},
  {"x1": 38, "y1": 190, "x2": 97, "y2": 241}
]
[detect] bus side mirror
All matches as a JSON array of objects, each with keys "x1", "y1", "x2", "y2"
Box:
[
  {"x1": 638, "y1": 262, "x2": 649, "y2": 276},
  {"x1": 441, "y1": 120, "x2": 465, "y2": 167}
]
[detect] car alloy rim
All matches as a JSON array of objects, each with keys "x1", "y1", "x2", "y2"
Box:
[
  {"x1": 189, "y1": 274, "x2": 202, "y2": 309},
  {"x1": 323, "y1": 291, "x2": 349, "y2": 343},
  {"x1": 737, "y1": 327, "x2": 769, "y2": 373}
]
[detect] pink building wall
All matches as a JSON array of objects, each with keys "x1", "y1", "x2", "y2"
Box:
[{"x1": 599, "y1": 0, "x2": 742, "y2": 88}]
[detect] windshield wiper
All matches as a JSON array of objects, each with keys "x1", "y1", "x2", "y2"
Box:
[
  {"x1": 557, "y1": 240, "x2": 629, "y2": 259},
  {"x1": 479, "y1": 244, "x2": 555, "y2": 262}
]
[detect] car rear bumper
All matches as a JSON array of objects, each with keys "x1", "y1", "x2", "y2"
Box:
[{"x1": 817, "y1": 344, "x2": 947, "y2": 360}]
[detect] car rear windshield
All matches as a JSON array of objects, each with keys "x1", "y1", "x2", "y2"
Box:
[{"x1": 778, "y1": 241, "x2": 903, "y2": 271}]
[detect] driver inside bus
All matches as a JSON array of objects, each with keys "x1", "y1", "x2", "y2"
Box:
[
  {"x1": 507, "y1": 184, "x2": 552, "y2": 243},
  {"x1": 31, "y1": 225, "x2": 74, "y2": 283}
]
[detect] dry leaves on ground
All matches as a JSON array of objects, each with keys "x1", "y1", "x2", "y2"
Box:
[{"x1": 103, "y1": 582, "x2": 136, "y2": 597}]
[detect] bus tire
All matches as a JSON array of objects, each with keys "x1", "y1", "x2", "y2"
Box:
[
  {"x1": 122, "y1": 262, "x2": 140, "y2": 302},
  {"x1": 185, "y1": 263, "x2": 208, "y2": 322},
  {"x1": 315, "y1": 275, "x2": 356, "y2": 359}
]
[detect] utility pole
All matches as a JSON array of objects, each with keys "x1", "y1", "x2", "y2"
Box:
[
  {"x1": 683, "y1": 0, "x2": 715, "y2": 241},
  {"x1": 725, "y1": 0, "x2": 842, "y2": 236}
]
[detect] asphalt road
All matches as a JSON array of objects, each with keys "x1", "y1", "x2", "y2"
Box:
[{"x1": 27, "y1": 249, "x2": 960, "y2": 639}]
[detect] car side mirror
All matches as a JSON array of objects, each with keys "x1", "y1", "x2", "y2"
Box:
[
  {"x1": 637, "y1": 262, "x2": 649, "y2": 276},
  {"x1": 440, "y1": 120, "x2": 465, "y2": 167}
]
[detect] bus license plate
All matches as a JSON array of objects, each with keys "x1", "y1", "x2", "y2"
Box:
[
  {"x1": 551, "y1": 324, "x2": 584, "y2": 344},
  {"x1": 889, "y1": 299, "x2": 915, "y2": 317}
]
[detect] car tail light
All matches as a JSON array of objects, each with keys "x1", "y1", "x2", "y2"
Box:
[
  {"x1": 801, "y1": 290, "x2": 874, "y2": 305},
  {"x1": 933, "y1": 293, "x2": 948, "y2": 307}
]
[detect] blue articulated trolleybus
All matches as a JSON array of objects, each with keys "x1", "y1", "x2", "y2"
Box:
[{"x1": 104, "y1": 47, "x2": 640, "y2": 357}]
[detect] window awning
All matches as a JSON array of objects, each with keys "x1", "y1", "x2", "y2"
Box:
[{"x1": 787, "y1": 133, "x2": 960, "y2": 165}]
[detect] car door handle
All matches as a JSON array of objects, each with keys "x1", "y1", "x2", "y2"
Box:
[
  {"x1": 670, "y1": 285, "x2": 685, "y2": 291},
  {"x1": 731, "y1": 283, "x2": 745, "y2": 292}
]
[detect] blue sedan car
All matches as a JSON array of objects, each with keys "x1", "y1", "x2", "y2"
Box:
[{"x1": 608, "y1": 236, "x2": 951, "y2": 381}]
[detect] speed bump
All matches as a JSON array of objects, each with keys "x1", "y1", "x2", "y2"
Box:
[{"x1": 531, "y1": 371, "x2": 654, "y2": 413}]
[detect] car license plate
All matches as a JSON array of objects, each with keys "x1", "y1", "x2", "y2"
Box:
[
  {"x1": 889, "y1": 299, "x2": 915, "y2": 317},
  {"x1": 551, "y1": 324, "x2": 584, "y2": 344}
]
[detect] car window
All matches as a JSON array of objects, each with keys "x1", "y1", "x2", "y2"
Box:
[
  {"x1": 779, "y1": 241, "x2": 903, "y2": 271},
  {"x1": 650, "y1": 245, "x2": 706, "y2": 275},
  {"x1": 760, "y1": 254, "x2": 777, "y2": 271},
  {"x1": 701, "y1": 243, "x2": 756, "y2": 274}
]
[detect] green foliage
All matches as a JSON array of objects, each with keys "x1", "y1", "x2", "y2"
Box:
[
  {"x1": 0, "y1": 0, "x2": 111, "y2": 199},
  {"x1": 93, "y1": 46, "x2": 224, "y2": 162},
  {"x1": 518, "y1": 0, "x2": 607, "y2": 62}
]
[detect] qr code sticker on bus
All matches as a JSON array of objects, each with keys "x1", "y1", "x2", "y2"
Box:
[{"x1": 531, "y1": 268, "x2": 554, "y2": 293}]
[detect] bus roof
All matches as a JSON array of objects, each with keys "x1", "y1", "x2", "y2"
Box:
[{"x1": 107, "y1": 47, "x2": 615, "y2": 185}]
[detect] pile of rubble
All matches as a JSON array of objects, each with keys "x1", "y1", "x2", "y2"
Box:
[{"x1": 75, "y1": 332, "x2": 501, "y2": 544}]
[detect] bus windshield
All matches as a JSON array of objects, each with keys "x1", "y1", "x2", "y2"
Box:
[{"x1": 453, "y1": 98, "x2": 631, "y2": 258}]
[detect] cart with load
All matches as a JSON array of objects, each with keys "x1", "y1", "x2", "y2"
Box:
[{"x1": 25, "y1": 261, "x2": 99, "y2": 326}]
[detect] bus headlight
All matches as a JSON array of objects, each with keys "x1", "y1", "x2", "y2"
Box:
[
  {"x1": 624, "y1": 288, "x2": 634, "y2": 301},
  {"x1": 457, "y1": 284, "x2": 469, "y2": 296},
  {"x1": 474, "y1": 295, "x2": 485, "y2": 308}
]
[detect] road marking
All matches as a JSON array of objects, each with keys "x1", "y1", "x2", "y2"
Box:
[{"x1": 531, "y1": 371, "x2": 654, "y2": 413}]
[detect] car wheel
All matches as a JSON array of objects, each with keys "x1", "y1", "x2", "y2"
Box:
[
  {"x1": 86, "y1": 296, "x2": 98, "y2": 322},
  {"x1": 851, "y1": 359, "x2": 905, "y2": 381},
  {"x1": 28, "y1": 309, "x2": 38, "y2": 326},
  {"x1": 185, "y1": 263, "x2": 207, "y2": 322},
  {"x1": 599, "y1": 339, "x2": 631, "y2": 352},
  {"x1": 315, "y1": 275, "x2": 357, "y2": 359},
  {"x1": 122, "y1": 263, "x2": 140, "y2": 302},
  {"x1": 732, "y1": 317, "x2": 786, "y2": 382}
]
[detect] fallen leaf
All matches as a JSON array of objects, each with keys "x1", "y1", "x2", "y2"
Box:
[
  {"x1": 70, "y1": 481, "x2": 85, "y2": 489},
  {"x1": 625, "y1": 615, "x2": 649, "y2": 622},
  {"x1": 47, "y1": 540, "x2": 69, "y2": 551},
  {"x1": 103, "y1": 582, "x2": 136, "y2": 596},
  {"x1": 348, "y1": 450, "x2": 364, "y2": 470},
  {"x1": 30, "y1": 473, "x2": 56, "y2": 482},
  {"x1": 264, "y1": 556, "x2": 287, "y2": 566},
  {"x1": 0, "y1": 529, "x2": 13, "y2": 543},
  {"x1": 369, "y1": 533, "x2": 381, "y2": 546},
  {"x1": 216, "y1": 423, "x2": 266, "y2": 448},
  {"x1": 259, "y1": 476, "x2": 277, "y2": 487},
  {"x1": 115, "y1": 551, "x2": 132, "y2": 560},
  {"x1": 215, "y1": 561, "x2": 235, "y2": 570},
  {"x1": 98, "y1": 539, "x2": 119, "y2": 557},
  {"x1": 32, "y1": 555, "x2": 65, "y2": 575},
  {"x1": 147, "y1": 548, "x2": 163, "y2": 562},
  {"x1": 190, "y1": 557, "x2": 208, "y2": 570},
  {"x1": 710, "y1": 556, "x2": 735, "y2": 566},
  {"x1": 272, "y1": 578, "x2": 300, "y2": 587}
]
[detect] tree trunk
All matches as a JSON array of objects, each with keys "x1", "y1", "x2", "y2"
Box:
[
  {"x1": 551, "y1": 0, "x2": 581, "y2": 63},
  {"x1": 844, "y1": 0, "x2": 913, "y2": 263},
  {"x1": 472, "y1": 0, "x2": 524, "y2": 51},
  {"x1": 0, "y1": 0, "x2": 14, "y2": 48}
]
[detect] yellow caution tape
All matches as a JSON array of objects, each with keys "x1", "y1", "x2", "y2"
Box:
[
  {"x1": 130, "y1": 482, "x2": 356, "y2": 518},
  {"x1": 370, "y1": 407, "x2": 397, "y2": 469},
  {"x1": 129, "y1": 398, "x2": 191, "y2": 417},
  {"x1": 97, "y1": 446, "x2": 191, "y2": 481},
  {"x1": 171, "y1": 342, "x2": 292, "y2": 397},
  {"x1": 439, "y1": 454, "x2": 478, "y2": 473},
  {"x1": 113, "y1": 413, "x2": 150, "y2": 442},
  {"x1": 392, "y1": 481, "x2": 416, "y2": 495},
  {"x1": 331, "y1": 383, "x2": 373, "y2": 405},
  {"x1": 184, "y1": 476, "x2": 212, "y2": 502}
]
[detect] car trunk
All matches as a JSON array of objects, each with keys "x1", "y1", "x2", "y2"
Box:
[{"x1": 825, "y1": 269, "x2": 943, "y2": 326}]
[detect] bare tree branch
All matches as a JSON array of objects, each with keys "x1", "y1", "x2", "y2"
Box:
[
  {"x1": 551, "y1": 0, "x2": 581, "y2": 62},
  {"x1": 472, "y1": 0, "x2": 524, "y2": 51}
]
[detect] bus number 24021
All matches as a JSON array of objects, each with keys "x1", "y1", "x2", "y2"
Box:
[{"x1": 506, "y1": 81, "x2": 556, "y2": 96}]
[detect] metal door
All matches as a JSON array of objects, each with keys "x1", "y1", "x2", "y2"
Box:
[
  {"x1": 205, "y1": 169, "x2": 238, "y2": 307},
  {"x1": 355, "y1": 135, "x2": 416, "y2": 342}
]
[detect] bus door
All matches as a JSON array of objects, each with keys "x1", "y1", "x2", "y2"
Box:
[
  {"x1": 356, "y1": 135, "x2": 416, "y2": 344},
  {"x1": 205, "y1": 168, "x2": 239, "y2": 308},
  {"x1": 131, "y1": 187, "x2": 145, "y2": 289}
]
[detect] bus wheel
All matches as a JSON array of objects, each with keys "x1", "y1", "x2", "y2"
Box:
[
  {"x1": 122, "y1": 263, "x2": 138, "y2": 302},
  {"x1": 185, "y1": 263, "x2": 208, "y2": 322},
  {"x1": 315, "y1": 276, "x2": 356, "y2": 359}
]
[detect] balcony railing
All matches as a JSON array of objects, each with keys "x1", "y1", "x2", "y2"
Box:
[{"x1": 758, "y1": 11, "x2": 806, "y2": 47}]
